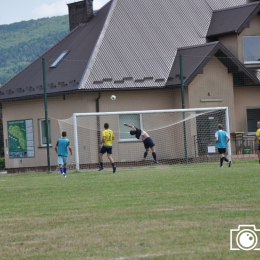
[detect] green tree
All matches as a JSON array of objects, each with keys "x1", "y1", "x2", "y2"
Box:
[{"x1": 0, "y1": 15, "x2": 69, "y2": 85}]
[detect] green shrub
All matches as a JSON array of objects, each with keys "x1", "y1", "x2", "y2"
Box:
[{"x1": 0, "y1": 157, "x2": 5, "y2": 170}]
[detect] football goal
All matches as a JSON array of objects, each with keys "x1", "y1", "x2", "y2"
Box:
[{"x1": 58, "y1": 107, "x2": 230, "y2": 171}]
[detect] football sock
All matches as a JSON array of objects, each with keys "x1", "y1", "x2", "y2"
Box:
[
  {"x1": 63, "y1": 167, "x2": 67, "y2": 174},
  {"x1": 144, "y1": 151, "x2": 148, "y2": 159},
  {"x1": 60, "y1": 168, "x2": 63, "y2": 174},
  {"x1": 223, "y1": 157, "x2": 228, "y2": 162},
  {"x1": 112, "y1": 163, "x2": 115, "y2": 168},
  {"x1": 100, "y1": 162, "x2": 103, "y2": 168},
  {"x1": 152, "y1": 152, "x2": 157, "y2": 161},
  {"x1": 220, "y1": 158, "x2": 223, "y2": 167}
]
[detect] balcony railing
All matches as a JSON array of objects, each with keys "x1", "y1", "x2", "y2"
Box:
[
  {"x1": 193, "y1": 133, "x2": 258, "y2": 156},
  {"x1": 231, "y1": 132, "x2": 257, "y2": 155}
]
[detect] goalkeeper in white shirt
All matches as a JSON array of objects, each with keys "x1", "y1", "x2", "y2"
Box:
[{"x1": 124, "y1": 123, "x2": 158, "y2": 163}]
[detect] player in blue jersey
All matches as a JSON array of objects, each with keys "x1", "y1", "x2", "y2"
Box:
[
  {"x1": 215, "y1": 124, "x2": 231, "y2": 168},
  {"x1": 55, "y1": 131, "x2": 72, "y2": 177}
]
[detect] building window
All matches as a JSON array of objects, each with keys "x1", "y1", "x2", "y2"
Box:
[
  {"x1": 119, "y1": 114, "x2": 142, "y2": 141},
  {"x1": 39, "y1": 119, "x2": 52, "y2": 146},
  {"x1": 243, "y1": 36, "x2": 260, "y2": 64},
  {"x1": 247, "y1": 108, "x2": 260, "y2": 134},
  {"x1": 50, "y1": 50, "x2": 69, "y2": 68}
]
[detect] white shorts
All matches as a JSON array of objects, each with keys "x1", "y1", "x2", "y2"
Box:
[{"x1": 57, "y1": 156, "x2": 68, "y2": 165}]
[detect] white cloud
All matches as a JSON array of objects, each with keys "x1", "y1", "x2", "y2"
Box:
[
  {"x1": 0, "y1": 0, "x2": 111, "y2": 25},
  {"x1": 32, "y1": 0, "x2": 110, "y2": 19},
  {"x1": 32, "y1": 1, "x2": 68, "y2": 19},
  {"x1": 94, "y1": 0, "x2": 110, "y2": 10}
]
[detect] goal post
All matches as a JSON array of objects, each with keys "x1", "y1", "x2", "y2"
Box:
[
  {"x1": 59, "y1": 107, "x2": 230, "y2": 171},
  {"x1": 225, "y1": 106, "x2": 231, "y2": 159}
]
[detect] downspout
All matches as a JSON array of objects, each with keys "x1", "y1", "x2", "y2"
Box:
[
  {"x1": 96, "y1": 92, "x2": 101, "y2": 151},
  {"x1": 0, "y1": 103, "x2": 4, "y2": 159}
]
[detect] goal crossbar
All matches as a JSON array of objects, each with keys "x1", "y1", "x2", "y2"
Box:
[{"x1": 73, "y1": 107, "x2": 229, "y2": 117}]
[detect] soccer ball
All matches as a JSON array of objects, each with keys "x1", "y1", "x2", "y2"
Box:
[{"x1": 110, "y1": 95, "x2": 116, "y2": 101}]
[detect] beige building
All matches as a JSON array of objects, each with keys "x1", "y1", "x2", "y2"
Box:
[{"x1": 0, "y1": 0, "x2": 260, "y2": 172}]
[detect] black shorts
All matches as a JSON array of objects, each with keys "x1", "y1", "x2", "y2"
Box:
[
  {"x1": 218, "y1": 148, "x2": 226, "y2": 154},
  {"x1": 100, "y1": 146, "x2": 112, "y2": 154},
  {"x1": 143, "y1": 137, "x2": 155, "y2": 149}
]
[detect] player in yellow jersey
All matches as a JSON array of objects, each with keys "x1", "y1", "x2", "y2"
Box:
[
  {"x1": 255, "y1": 122, "x2": 260, "y2": 164},
  {"x1": 98, "y1": 123, "x2": 116, "y2": 173}
]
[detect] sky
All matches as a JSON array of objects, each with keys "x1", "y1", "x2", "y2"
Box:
[{"x1": 0, "y1": 0, "x2": 110, "y2": 25}]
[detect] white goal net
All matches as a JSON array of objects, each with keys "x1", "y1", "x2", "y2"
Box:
[{"x1": 58, "y1": 107, "x2": 230, "y2": 171}]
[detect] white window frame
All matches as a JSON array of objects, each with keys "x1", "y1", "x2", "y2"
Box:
[
  {"x1": 243, "y1": 36, "x2": 260, "y2": 64},
  {"x1": 119, "y1": 114, "x2": 143, "y2": 142},
  {"x1": 246, "y1": 107, "x2": 260, "y2": 135},
  {"x1": 39, "y1": 119, "x2": 52, "y2": 147}
]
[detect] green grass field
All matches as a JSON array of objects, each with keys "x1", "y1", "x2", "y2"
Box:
[{"x1": 1, "y1": 160, "x2": 260, "y2": 260}]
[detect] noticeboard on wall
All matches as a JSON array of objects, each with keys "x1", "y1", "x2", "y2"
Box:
[{"x1": 7, "y1": 119, "x2": 35, "y2": 158}]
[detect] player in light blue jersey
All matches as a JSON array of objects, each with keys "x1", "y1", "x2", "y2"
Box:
[
  {"x1": 215, "y1": 124, "x2": 231, "y2": 168},
  {"x1": 55, "y1": 131, "x2": 72, "y2": 177}
]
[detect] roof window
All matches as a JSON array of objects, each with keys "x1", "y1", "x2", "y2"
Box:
[{"x1": 50, "y1": 50, "x2": 69, "y2": 68}]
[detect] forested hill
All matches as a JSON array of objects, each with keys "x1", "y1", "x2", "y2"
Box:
[{"x1": 0, "y1": 15, "x2": 69, "y2": 86}]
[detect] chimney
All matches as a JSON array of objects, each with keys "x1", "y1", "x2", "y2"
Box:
[
  {"x1": 67, "y1": 0, "x2": 94, "y2": 31},
  {"x1": 86, "y1": 0, "x2": 94, "y2": 18}
]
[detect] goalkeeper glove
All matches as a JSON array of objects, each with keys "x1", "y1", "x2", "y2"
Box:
[{"x1": 124, "y1": 123, "x2": 127, "y2": 126}]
